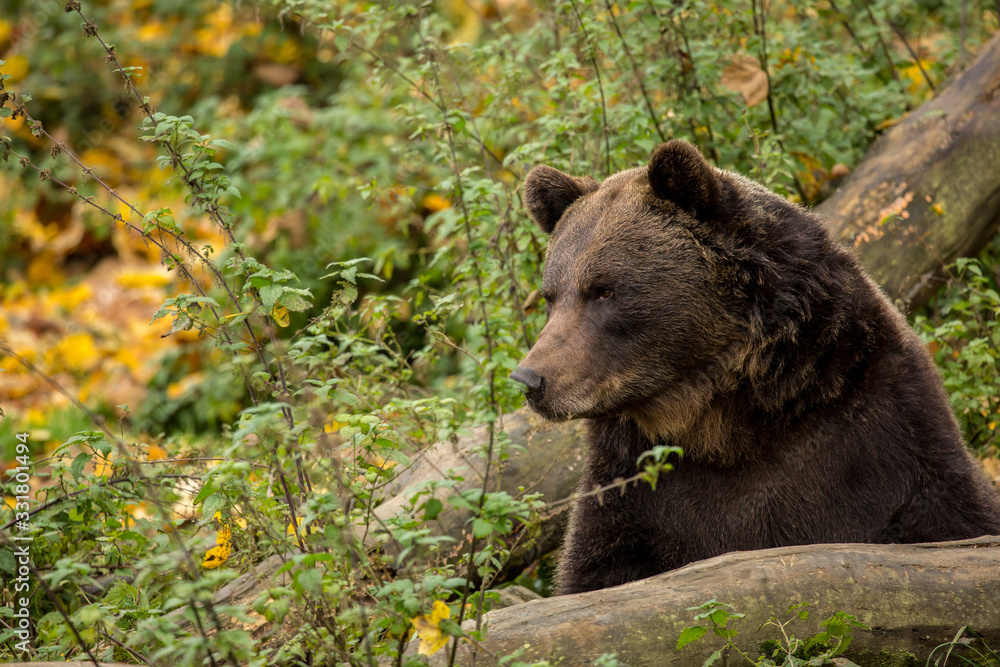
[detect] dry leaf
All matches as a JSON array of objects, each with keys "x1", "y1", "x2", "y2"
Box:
[{"x1": 721, "y1": 56, "x2": 769, "y2": 107}]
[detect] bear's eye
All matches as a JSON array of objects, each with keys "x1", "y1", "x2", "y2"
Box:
[{"x1": 596, "y1": 288, "x2": 614, "y2": 300}]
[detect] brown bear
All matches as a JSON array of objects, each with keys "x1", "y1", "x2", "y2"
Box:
[{"x1": 512, "y1": 140, "x2": 1000, "y2": 595}]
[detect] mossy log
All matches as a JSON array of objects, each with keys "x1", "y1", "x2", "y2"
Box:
[{"x1": 422, "y1": 537, "x2": 1000, "y2": 666}]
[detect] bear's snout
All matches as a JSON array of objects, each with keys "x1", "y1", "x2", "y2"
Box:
[{"x1": 510, "y1": 366, "x2": 545, "y2": 402}]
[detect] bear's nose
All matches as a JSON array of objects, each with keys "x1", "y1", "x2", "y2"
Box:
[{"x1": 510, "y1": 366, "x2": 545, "y2": 401}]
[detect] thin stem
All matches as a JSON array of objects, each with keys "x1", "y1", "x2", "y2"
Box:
[
  {"x1": 857, "y1": 0, "x2": 901, "y2": 82},
  {"x1": 603, "y1": 0, "x2": 666, "y2": 143},
  {"x1": 750, "y1": 0, "x2": 808, "y2": 202},
  {"x1": 412, "y1": 16, "x2": 501, "y2": 667},
  {"x1": 885, "y1": 18, "x2": 935, "y2": 92},
  {"x1": 568, "y1": 0, "x2": 612, "y2": 175},
  {"x1": 827, "y1": 0, "x2": 881, "y2": 78}
]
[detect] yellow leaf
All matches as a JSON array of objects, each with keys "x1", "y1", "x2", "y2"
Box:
[
  {"x1": 94, "y1": 456, "x2": 114, "y2": 478},
  {"x1": 166, "y1": 372, "x2": 205, "y2": 400},
  {"x1": 370, "y1": 455, "x2": 397, "y2": 471},
  {"x1": 720, "y1": 56, "x2": 768, "y2": 107},
  {"x1": 55, "y1": 333, "x2": 100, "y2": 373},
  {"x1": 147, "y1": 444, "x2": 168, "y2": 461},
  {"x1": 136, "y1": 19, "x2": 169, "y2": 43},
  {"x1": 411, "y1": 600, "x2": 452, "y2": 656},
  {"x1": 324, "y1": 418, "x2": 347, "y2": 434},
  {"x1": 272, "y1": 304, "x2": 290, "y2": 327},
  {"x1": 27, "y1": 253, "x2": 65, "y2": 287},
  {"x1": 53, "y1": 284, "x2": 93, "y2": 311},
  {"x1": 202, "y1": 543, "x2": 230, "y2": 569},
  {"x1": 1, "y1": 55, "x2": 29, "y2": 83},
  {"x1": 116, "y1": 271, "x2": 171, "y2": 288},
  {"x1": 422, "y1": 193, "x2": 451, "y2": 212},
  {"x1": 900, "y1": 61, "x2": 935, "y2": 95}
]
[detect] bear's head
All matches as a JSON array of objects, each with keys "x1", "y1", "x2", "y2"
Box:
[{"x1": 513, "y1": 141, "x2": 762, "y2": 438}]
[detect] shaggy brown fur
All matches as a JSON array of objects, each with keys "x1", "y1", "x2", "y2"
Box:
[{"x1": 513, "y1": 140, "x2": 1000, "y2": 595}]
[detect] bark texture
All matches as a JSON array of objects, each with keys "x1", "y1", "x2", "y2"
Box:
[
  {"x1": 425, "y1": 537, "x2": 1000, "y2": 666},
  {"x1": 818, "y1": 32, "x2": 1000, "y2": 310}
]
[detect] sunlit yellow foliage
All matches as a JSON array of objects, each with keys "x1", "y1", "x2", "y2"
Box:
[
  {"x1": 191, "y1": 5, "x2": 262, "y2": 57},
  {"x1": 324, "y1": 417, "x2": 347, "y2": 433},
  {"x1": 136, "y1": 19, "x2": 170, "y2": 43},
  {"x1": 421, "y1": 193, "x2": 451, "y2": 212},
  {"x1": 272, "y1": 304, "x2": 290, "y2": 327},
  {"x1": 411, "y1": 600, "x2": 452, "y2": 656},
  {"x1": 901, "y1": 61, "x2": 935, "y2": 95},
  {"x1": 147, "y1": 444, "x2": 168, "y2": 461},
  {"x1": 167, "y1": 372, "x2": 206, "y2": 400},
  {"x1": 1, "y1": 55, "x2": 29, "y2": 83},
  {"x1": 116, "y1": 271, "x2": 171, "y2": 289},
  {"x1": 53, "y1": 332, "x2": 101, "y2": 373},
  {"x1": 52, "y1": 284, "x2": 94, "y2": 312},
  {"x1": 93, "y1": 455, "x2": 114, "y2": 478}
]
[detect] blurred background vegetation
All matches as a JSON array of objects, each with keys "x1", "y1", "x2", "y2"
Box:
[{"x1": 0, "y1": 0, "x2": 998, "y2": 664}]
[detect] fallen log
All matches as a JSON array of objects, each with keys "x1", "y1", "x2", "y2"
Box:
[
  {"x1": 422, "y1": 537, "x2": 1000, "y2": 666},
  {"x1": 373, "y1": 410, "x2": 587, "y2": 572},
  {"x1": 819, "y1": 32, "x2": 1000, "y2": 310}
]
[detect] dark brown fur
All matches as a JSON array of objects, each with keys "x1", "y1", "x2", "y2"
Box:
[{"x1": 515, "y1": 140, "x2": 1000, "y2": 595}]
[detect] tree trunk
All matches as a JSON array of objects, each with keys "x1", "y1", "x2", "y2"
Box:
[
  {"x1": 817, "y1": 32, "x2": 1000, "y2": 311},
  {"x1": 423, "y1": 537, "x2": 1000, "y2": 666}
]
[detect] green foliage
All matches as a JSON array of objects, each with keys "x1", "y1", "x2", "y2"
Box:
[
  {"x1": 679, "y1": 600, "x2": 870, "y2": 667},
  {"x1": 926, "y1": 627, "x2": 1000, "y2": 667},
  {"x1": 916, "y1": 254, "x2": 1000, "y2": 453}
]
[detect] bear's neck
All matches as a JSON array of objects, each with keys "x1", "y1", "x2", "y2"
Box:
[{"x1": 622, "y1": 247, "x2": 895, "y2": 467}]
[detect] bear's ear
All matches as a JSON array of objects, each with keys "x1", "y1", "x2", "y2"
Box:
[
  {"x1": 648, "y1": 140, "x2": 722, "y2": 216},
  {"x1": 522, "y1": 165, "x2": 600, "y2": 234}
]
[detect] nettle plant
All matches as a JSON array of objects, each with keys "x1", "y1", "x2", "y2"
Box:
[
  {"x1": 916, "y1": 253, "x2": 1000, "y2": 455},
  {"x1": 0, "y1": 0, "x2": 993, "y2": 664}
]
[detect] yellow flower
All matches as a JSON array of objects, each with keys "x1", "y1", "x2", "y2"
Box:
[{"x1": 411, "y1": 600, "x2": 452, "y2": 656}]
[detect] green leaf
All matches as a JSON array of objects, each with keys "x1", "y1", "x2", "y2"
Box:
[
  {"x1": 71, "y1": 453, "x2": 91, "y2": 483},
  {"x1": 0, "y1": 549, "x2": 15, "y2": 575},
  {"x1": 259, "y1": 284, "x2": 282, "y2": 310},
  {"x1": 422, "y1": 498, "x2": 443, "y2": 521},
  {"x1": 703, "y1": 649, "x2": 723, "y2": 667},
  {"x1": 192, "y1": 479, "x2": 216, "y2": 505},
  {"x1": 472, "y1": 518, "x2": 493, "y2": 538},
  {"x1": 676, "y1": 625, "x2": 707, "y2": 650},
  {"x1": 448, "y1": 494, "x2": 478, "y2": 513}
]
